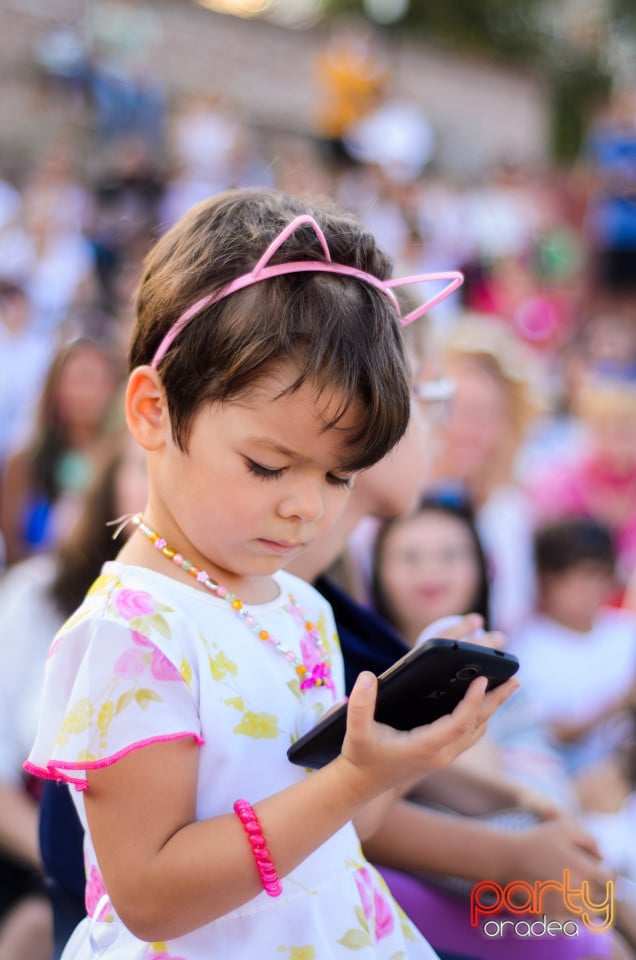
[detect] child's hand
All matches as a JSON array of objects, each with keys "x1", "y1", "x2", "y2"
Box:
[{"x1": 338, "y1": 671, "x2": 519, "y2": 798}]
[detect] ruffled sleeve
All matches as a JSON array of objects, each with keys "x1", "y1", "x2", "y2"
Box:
[{"x1": 25, "y1": 573, "x2": 203, "y2": 790}]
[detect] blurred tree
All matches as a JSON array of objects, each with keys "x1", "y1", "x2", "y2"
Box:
[{"x1": 324, "y1": 0, "x2": 618, "y2": 163}]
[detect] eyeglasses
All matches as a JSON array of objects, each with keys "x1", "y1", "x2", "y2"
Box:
[
  {"x1": 411, "y1": 377, "x2": 454, "y2": 425},
  {"x1": 412, "y1": 378, "x2": 455, "y2": 404}
]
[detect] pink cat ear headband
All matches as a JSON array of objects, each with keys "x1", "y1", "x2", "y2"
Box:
[{"x1": 151, "y1": 214, "x2": 464, "y2": 368}]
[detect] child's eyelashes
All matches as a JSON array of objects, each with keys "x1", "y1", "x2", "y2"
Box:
[
  {"x1": 244, "y1": 458, "x2": 353, "y2": 489},
  {"x1": 245, "y1": 459, "x2": 284, "y2": 481},
  {"x1": 327, "y1": 474, "x2": 354, "y2": 489}
]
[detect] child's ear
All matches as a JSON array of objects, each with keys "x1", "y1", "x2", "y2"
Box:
[{"x1": 125, "y1": 366, "x2": 170, "y2": 451}]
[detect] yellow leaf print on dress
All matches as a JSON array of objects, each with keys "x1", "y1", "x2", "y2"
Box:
[
  {"x1": 233, "y1": 711, "x2": 279, "y2": 738},
  {"x1": 97, "y1": 700, "x2": 115, "y2": 748},
  {"x1": 338, "y1": 928, "x2": 373, "y2": 948},
  {"x1": 56, "y1": 698, "x2": 94, "y2": 746},
  {"x1": 179, "y1": 656, "x2": 193, "y2": 687},
  {"x1": 135, "y1": 688, "x2": 163, "y2": 709},
  {"x1": 277, "y1": 947, "x2": 316, "y2": 960},
  {"x1": 223, "y1": 696, "x2": 245, "y2": 711},
  {"x1": 87, "y1": 573, "x2": 121, "y2": 597},
  {"x1": 208, "y1": 651, "x2": 238, "y2": 680},
  {"x1": 314, "y1": 611, "x2": 336, "y2": 656}
]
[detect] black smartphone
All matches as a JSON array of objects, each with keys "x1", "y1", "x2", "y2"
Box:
[{"x1": 287, "y1": 637, "x2": 519, "y2": 769}]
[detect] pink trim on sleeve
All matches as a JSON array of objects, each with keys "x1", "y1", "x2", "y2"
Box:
[{"x1": 24, "y1": 730, "x2": 205, "y2": 791}]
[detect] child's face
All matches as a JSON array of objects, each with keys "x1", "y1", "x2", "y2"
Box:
[
  {"x1": 148, "y1": 362, "x2": 362, "y2": 589},
  {"x1": 55, "y1": 345, "x2": 117, "y2": 429},
  {"x1": 378, "y1": 510, "x2": 481, "y2": 643},
  {"x1": 540, "y1": 562, "x2": 616, "y2": 633}
]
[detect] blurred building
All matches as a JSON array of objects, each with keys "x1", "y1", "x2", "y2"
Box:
[{"x1": 0, "y1": 0, "x2": 549, "y2": 178}]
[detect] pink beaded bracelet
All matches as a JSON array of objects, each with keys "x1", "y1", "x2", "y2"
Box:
[{"x1": 233, "y1": 799, "x2": 283, "y2": 898}]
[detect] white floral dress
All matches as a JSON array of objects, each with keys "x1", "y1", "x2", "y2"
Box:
[{"x1": 27, "y1": 562, "x2": 439, "y2": 960}]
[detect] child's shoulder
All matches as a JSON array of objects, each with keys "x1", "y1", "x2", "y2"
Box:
[
  {"x1": 81, "y1": 561, "x2": 171, "y2": 611},
  {"x1": 60, "y1": 561, "x2": 190, "y2": 638}
]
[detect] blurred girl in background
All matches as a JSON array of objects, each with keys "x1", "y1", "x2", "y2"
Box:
[{"x1": 0, "y1": 337, "x2": 122, "y2": 565}]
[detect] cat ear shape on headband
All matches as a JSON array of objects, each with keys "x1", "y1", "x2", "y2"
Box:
[
  {"x1": 384, "y1": 271, "x2": 464, "y2": 326},
  {"x1": 151, "y1": 213, "x2": 464, "y2": 366},
  {"x1": 253, "y1": 214, "x2": 463, "y2": 327},
  {"x1": 253, "y1": 214, "x2": 332, "y2": 272}
]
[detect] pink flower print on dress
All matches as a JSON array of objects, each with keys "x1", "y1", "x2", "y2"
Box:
[
  {"x1": 150, "y1": 648, "x2": 182, "y2": 682},
  {"x1": 115, "y1": 589, "x2": 156, "y2": 620},
  {"x1": 299, "y1": 629, "x2": 334, "y2": 693},
  {"x1": 354, "y1": 867, "x2": 374, "y2": 921},
  {"x1": 299, "y1": 662, "x2": 334, "y2": 692},
  {"x1": 114, "y1": 649, "x2": 146, "y2": 677},
  {"x1": 300, "y1": 631, "x2": 322, "y2": 672},
  {"x1": 372, "y1": 887, "x2": 395, "y2": 941},
  {"x1": 285, "y1": 595, "x2": 334, "y2": 693},
  {"x1": 354, "y1": 867, "x2": 394, "y2": 942},
  {"x1": 85, "y1": 864, "x2": 110, "y2": 920},
  {"x1": 131, "y1": 631, "x2": 181, "y2": 681}
]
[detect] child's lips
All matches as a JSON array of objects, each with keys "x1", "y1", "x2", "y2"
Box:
[
  {"x1": 417, "y1": 584, "x2": 446, "y2": 601},
  {"x1": 259, "y1": 538, "x2": 304, "y2": 555}
]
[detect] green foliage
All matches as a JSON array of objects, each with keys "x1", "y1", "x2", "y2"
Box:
[
  {"x1": 323, "y1": 0, "x2": 547, "y2": 60},
  {"x1": 550, "y1": 55, "x2": 612, "y2": 164},
  {"x1": 323, "y1": 0, "x2": 615, "y2": 162}
]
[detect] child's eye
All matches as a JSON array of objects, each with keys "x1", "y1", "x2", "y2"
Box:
[
  {"x1": 246, "y1": 459, "x2": 284, "y2": 481},
  {"x1": 327, "y1": 473, "x2": 353, "y2": 490}
]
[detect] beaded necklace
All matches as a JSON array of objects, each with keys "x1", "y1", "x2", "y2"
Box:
[{"x1": 130, "y1": 513, "x2": 334, "y2": 693}]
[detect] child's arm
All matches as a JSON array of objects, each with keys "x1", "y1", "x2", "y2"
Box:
[
  {"x1": 351, "y1": 789, "x2": 400, "y2": 841},
  {"x1": 551, "y1": 678, "x2": 636, "y2": 744},
  {"x1": 362, "y1": 799, "x2": 611, "y2": 892},
  {"x1": 409, "y1": 739, "x2": 563, "y2": 819},
  {"x1": 85, "y1": 671, "x2": 517, "y2": 942}
]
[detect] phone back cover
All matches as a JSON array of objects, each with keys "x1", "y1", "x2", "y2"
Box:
[{"x1": 287, "y1": 639, "x2": 518, "y2": 769}]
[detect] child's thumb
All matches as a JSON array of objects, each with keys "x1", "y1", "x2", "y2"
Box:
[{"x1": 346, "y1": 671, "x2": 377, "y2": 736}]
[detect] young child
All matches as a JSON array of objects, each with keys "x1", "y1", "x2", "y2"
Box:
[
  {"x1": 528, "y1": 367, "x2": 636, "y2": 596},
  {"x1": 370, "y1": 495, "x2": 491, "y2": 648},
  {"x1": 509, "y1": 517, "x2": 636, "y2": 806},
  {"x1": 25, "y1": 189, "x2": 513, "y2": 960}
]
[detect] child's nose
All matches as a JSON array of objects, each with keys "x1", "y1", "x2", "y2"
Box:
[{"x1": 277, "y1": 479, "x2": 325, "y2": 524}]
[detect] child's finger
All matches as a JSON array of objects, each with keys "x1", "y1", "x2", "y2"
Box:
[
  {"x1": 441, "y1": 674, "x2": 517, "y2": 741},
  {"x1": 345, "y1": 672, "x2": 378, "y2": 742},
  {"x1": 474, "y1": 630, "x2": 505, "y2": 650},
  {"x1": 482, "y1": 675, "x2": 521, "y2": 713}
]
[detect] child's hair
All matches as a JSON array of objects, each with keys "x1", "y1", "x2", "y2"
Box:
[
  {"x1": 370, "y1": 493, "x2": 491, "y2": 630},
  {"x1": 130, "y1": 189, "x2": 412, "y2": 472},
  {"x1": 534, "y1": 517, "x2": 616, "y2": 577}
]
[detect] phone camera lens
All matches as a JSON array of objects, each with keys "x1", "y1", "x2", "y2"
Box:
[{"x1": 455, "y1": 665, "x2": 481, "y2": 680}]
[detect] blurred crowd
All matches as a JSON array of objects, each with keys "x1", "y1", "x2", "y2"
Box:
[{"x1": 3, "y1": 10, "x2": 636, "y2": 959}]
